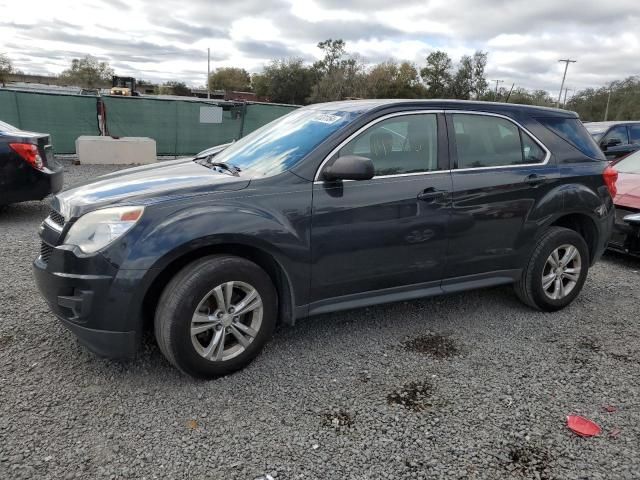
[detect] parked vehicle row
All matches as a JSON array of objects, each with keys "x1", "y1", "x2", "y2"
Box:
[
  {"x1": 33, "y1": 100, "x2": 616, "y2": 378},
  {"x1": 609, "y1": 150, "x2": 640, "y2": 256},
  {"x1": 0, "y1": 120, "x2": 63, "y2": 206},
  {"x1": 584, "y1": 120, "x2": 640, "y2": 160}
]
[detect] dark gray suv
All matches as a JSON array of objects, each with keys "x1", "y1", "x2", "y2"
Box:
[{"x1": 34, "y1": 100, "x2": 616, "y2": 378}]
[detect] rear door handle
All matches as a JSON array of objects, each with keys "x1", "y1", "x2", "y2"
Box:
[
  {"x1": 525, "y1": 174, "x2": 547, "y2": 186},
  {"x1": 417, "y1": 188, "x2": 446, "y2": 202}
]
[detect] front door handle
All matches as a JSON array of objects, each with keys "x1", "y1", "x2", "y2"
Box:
[
  {"x1": 417, "y1": 188, "x2": 446, "y2": 202},
  {"x1": 525, "y1": 173, "x2": 547, "y2": 186}
]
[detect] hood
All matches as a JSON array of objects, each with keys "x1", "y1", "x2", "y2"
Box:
[
  {"x1": 614, "y1": 172, "x2": 640, "y2": 210},
  {"x1": 52, "y1": 158, "x2": 250, "y2": 219}
]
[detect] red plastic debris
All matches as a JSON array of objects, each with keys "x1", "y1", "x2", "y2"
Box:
[
  {"x1": 609, "y1": 428, "x2": 622, "y2": 439},
  {"x1": 567, "y1": 415, "x2": 602, "y2": 437},
  {"x1": 603, "y1": 405, "x2": 618, "y2": 413}
]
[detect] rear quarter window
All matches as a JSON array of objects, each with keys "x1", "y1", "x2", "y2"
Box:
[{"x1": 537, "y1": 117, "x2": 605, "y2": 160}]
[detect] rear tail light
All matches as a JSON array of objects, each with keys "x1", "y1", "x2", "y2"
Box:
[
  {"x1": 9, "y1": 143, "x2": 44, "y2": 170},
  {"x1": 603, "y1": 165, "x2": 618, "y2": 198}
]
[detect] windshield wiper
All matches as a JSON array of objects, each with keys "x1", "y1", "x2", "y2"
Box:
[
  {"x1": 210, "y1": 162, "x2": 241, "y2": 176},
  {"x1": 194, "y1": 158, "x2": 241, "y2": 176}
]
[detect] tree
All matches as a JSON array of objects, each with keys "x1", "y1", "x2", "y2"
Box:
[
  {"x1": 450, "y1": 51, "x2": 488, "y2": 100},
  {"x1": 251, "y1": 73, "x2": 270, "y2": 98},
  {"x1": 470, "y1": 51, "x2": 488, "y2": 98},
  {"x1": 0, "y1": 54, "x2": 13, "y2": 87},
  {"x1": 567, "y1": 76, "x2": 640, "y2": 121},
  {"x1": 259, "y1": 58, "x2": 314, "y2": 104},
  {"x1": 366, "y1": 61, "x2": 426, "y2": 99},
  {"x1": 308, "y1": 39, "x2": 367, "y2": 102},
  {"x1": 420, "y1": 51, "x2": 453, "y2": 98},
  {"x1": 313, "y1": 39, "x2": 347, "y2": 78},
  {"x1": 450, "y1": 55, "x2": 472, "y2": 99},
  {"x1": 59, "y1": 55, "x2": 114, "y2": 88},
  {"x1": 208, "y1": 67, "x2": 251, "y2": 92},
  {"x1": 158, "y1": 81, "x2": 191, "y2": 96}
]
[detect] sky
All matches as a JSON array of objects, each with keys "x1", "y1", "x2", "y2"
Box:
[{"x1": 1, "y1": 0, "x2": 639, "y2": 98}]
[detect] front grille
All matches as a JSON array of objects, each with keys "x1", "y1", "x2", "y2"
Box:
[
  {"x1": 40, "y1": 242, "x2": 53, "y2": 263},
  {"x1": 48, "y1": 209, "x2": 65, "y2": 227}
]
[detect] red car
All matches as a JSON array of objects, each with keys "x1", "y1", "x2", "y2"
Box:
[{"x1": 610, "y1": 150, "x2": 640, "y2": 256}]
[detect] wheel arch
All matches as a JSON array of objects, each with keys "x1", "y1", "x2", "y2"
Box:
[
  {"x1": 549, "y1": 212, "x2": 599, "y2": 263},
  {"x1": 140, "y1": 240, "x2": 297, "y2": 333}
]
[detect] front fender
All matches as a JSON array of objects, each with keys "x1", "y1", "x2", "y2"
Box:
[
  {"x1": 111, "y1": 184, "x2": 313, "y2": 311},
  {"x1": 128, "y1": 203, "x2": 308, "y2": 270}
]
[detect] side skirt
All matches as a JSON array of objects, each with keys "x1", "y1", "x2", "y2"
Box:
[{"x1": 303, "y1": 269, "x2": 522, "y2": 318}]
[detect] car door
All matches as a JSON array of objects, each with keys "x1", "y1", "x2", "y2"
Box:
[
  {"x1": 445, "y1": 111, "x2": 559, "y2": 281},
  {"x1": 601, "y1": 125, "x2": 633, "y2": 160},
  {"x1": 309, "y1": 111, "x2": 452, "y2": 308},
  {"x1": 626, "y1": 124, "x2": 640, "y2": 157}
]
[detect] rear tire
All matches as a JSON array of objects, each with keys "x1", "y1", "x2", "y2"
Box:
[
  {"x1": 155, "y1": 255, "x2": 277, "y2": 379},
  {"x1": 515, "y1": 227, "x2": 589, "y2": 311}
]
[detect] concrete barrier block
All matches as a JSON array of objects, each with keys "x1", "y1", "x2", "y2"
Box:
[{"x1": 76, "y1": 136, "x2": 157, "y2": 165}]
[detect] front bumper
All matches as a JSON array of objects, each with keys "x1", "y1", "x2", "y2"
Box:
[
  {"x1": 33, "y1": 250, "x2": 149, "y2": 359},
  {"x1": 609, "y1": 207, "x2": 640, "y2": 256}
]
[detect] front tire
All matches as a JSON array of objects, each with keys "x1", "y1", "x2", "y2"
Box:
[
  {"x1": 515, "y1": 227, "x2": 589, "y2": 311},
  {"x1": 155, "y1": 255, "x2": 277, "y2": 379}
]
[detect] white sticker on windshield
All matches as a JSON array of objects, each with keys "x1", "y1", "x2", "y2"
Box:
[{"x1": 313, "y1": 114, "x2": 342, "y2": 124}]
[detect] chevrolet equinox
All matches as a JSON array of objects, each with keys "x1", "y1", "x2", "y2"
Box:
[{"x1": 34, "y1": 100, "x2": 616, "y2": 378}]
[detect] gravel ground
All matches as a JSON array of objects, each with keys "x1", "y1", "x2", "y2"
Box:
[{"x1": 1, "y1": 162, "x2": 640, "y2": 480}]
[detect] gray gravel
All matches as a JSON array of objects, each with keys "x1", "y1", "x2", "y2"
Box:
[{"x1": 1, "y1": 161, "x2": 640, "y2": 479}]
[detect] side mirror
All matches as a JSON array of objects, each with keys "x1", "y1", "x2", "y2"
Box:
[
  {"x1": 323, "y1": 155, "x2": 374, "y2": 181},
  {"x1": 603, "y1": 138, "x2": 622, "y2": 149}
]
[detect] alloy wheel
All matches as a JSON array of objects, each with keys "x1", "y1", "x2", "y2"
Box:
[
  {"x1": 190, "y1": 281, "x2": 263, "y2": 362},
  {"x1": 541, "y1": 244, "x2": 582, "y2": 300}
]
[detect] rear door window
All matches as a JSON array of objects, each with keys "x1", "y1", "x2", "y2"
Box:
[
  {"x1": 629, "y1": 124, "x2": 640, "y2": 144},
  {"x1": 537, "y1": 117, "x2": 605, "y2": 160},
  {"x1": 452, "y1": 114, "x2": 545, "y2": 168}
]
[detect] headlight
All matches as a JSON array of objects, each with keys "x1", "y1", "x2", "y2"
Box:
[{"x1": 64, "y1": 206, "x2": 145, "y2": 254}]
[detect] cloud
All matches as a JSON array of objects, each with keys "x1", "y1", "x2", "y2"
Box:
[
  {"x1": 234, "y1": 40, "x2": 311, "y2": 60},
  {"x1": 0, "y1": 0, "x2": 638, "y2": 96},
  {"x1": 28, "y1": 29, "x2": 228, "y2": 63}
]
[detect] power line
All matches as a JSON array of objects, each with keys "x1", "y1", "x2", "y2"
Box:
[{"x1": 557, "y1": 58, "x2": 576, "y2": 107}]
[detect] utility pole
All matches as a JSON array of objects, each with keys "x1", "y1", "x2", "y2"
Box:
[
  {"x1": 563, "y1": 87, "x2": 572, "y2": 108},
  {"x1": 207, "y1": 48, "x2": 211, "y2": 100},
  {"x1": 492, "y1": 79, "x2": 504, "y2": 100},
  {"x1": 505, "y1": 83, "x2": 515, "y2": 103},
  {"x1": 604, "y1": 87, "x2": 612, "y2": 121},
  {"x1": 557, "y1": 59, "x2": 576, "y2": 107}
]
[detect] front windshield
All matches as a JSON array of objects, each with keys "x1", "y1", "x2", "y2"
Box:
[
  {"x1": 615, "y1": 151, "x2": 640, "y2": 174},
  {"x1": 212, "y1": 107, "x2": 360, "y2": 177}
]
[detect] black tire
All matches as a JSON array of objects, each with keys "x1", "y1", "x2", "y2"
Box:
[
  {"x1": 515, "y1": 227, "x2": 589, "y2": 311},
  {"x1": 155, "y1": 255, "x2": 277, "y2": 379}
]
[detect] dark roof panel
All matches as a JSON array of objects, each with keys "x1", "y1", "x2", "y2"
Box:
[{"x1": 304, "y1": 99, "x2": 576, "y2": 118}]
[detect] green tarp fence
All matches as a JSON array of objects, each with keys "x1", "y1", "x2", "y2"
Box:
[
  {"x1": 0, "y1": 89, "x2": 99, "y2": 153},
  {"x1": 103, "y1": 97, "x2": 299, "y2": 155},
  {"x1": 242, "y1": 103, "x2": 300, "y2": 136},
  {"x1": 103, "y1": 96, "x2": 245, "y2": 155},
  {"x1": 0, "y1": 89, "x2": 299, "y2": 155}
]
